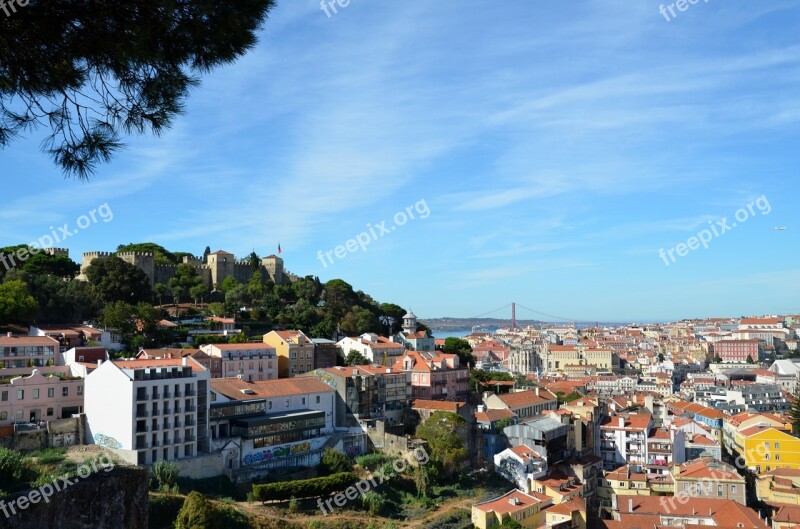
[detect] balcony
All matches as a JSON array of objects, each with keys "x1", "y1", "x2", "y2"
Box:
[
  {"x1": 184, "y1": 389, "x2": 196, "y2": 397},
  {"x1": 173, "y1": 437, "x2": 182, "y2": 444},
  {"x1": 136, "y1": 409, "x2": 149, "y2": 418},
  {"x1": 174, "y1": 407, "x2": 182, "y2": 414},
  {"x1": 136, "y1": 442, "x2": 150, "y2": 450},
  {"x1": 136, "y1": 393, "x2": 150, "y2": 402},
  {"x1": 185, "y1": 406, "x2": 196, "y2": 413},
  {"x1": 163, "y1": 422, "x2": 172, "y2": 429},
  {"x1": 185, "y1": 435, "x2": 196, "y2": 442},
  {"x1": 174, "y1": 390, "x2": 182, "y2": 398},
  {"x1": 163, "y1": 391, "x2": 172, "y2": 398}
]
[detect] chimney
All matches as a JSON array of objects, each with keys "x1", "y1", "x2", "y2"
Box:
[
  {"x1": 386, "y1": 367, "x2": 392, "y2": 374},
  {"x1": 97, "y1": 359, "x2": 102, "y2": 367},
  {"x1": 182, "y1": 357, "x2": 188, "y2": 367},
  {"x1": 6, "y1": 332, "x2": 11, "y2": 338},
  {"x1": 628, "y1": 498, "x2": 633, "y2": 512},
  {"x1": 535, "y1": 387, "x2": 540, "y2": 396},
  {"x1": 618, "y1": 416, "x2": 625, "y2": 428},
  {"x1": 477, "y1": 404, "x2": 486, "y2": 413}
]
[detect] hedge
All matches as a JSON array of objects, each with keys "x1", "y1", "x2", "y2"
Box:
[{"x1": 252, "y1": 472, "x2": 357, "y2": 502}]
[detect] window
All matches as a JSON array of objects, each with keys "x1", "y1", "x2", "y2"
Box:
[
  {"x1": 718, "y1": 484, "x2": 723, "y2": 496},
  {"x1": 17, "y1": 390, "x2": 24, "y2": 400},
  {"x1": 775, "y1": 442, "x2": 780, "y2": 449},
  {"x1": 77, "y1": 386, "x2": 83, "y2": 395},
  {"x1": 268, "y1": 400, "x2": 272, "y2": 410},
  {"x1": 33, "y1": 389, "x2": 39, "y2": 399},
  {"x1": 777, "y1": 454, "x2": 781, "y2": 460},
  {"x1": 731, "y1": 485, "x2": 737, "y2": 493},
  {"x1": 62, "y1": 387, "x2": 69, "y2": 396},
  {"x1": 0, "y1": 412, "x2": 6, "y2": 420},
  {"x1": 302, "y1": 397, "x2": 306, "y2": 405},
  {"x1": 15, "y1": 410, "x2": 23, "y2": 420},
  {"x1": 48, "y1": 388, "x2": 54, "y2": 397},
  {"x1": 47, "y1": 408, "x2": 53, "y2": 416},
  {"x1": 316, "y1": 395, "x2": 321, "y2": 404},
  {"x1": 285, "y1": 398, "x2": 290, "y2": 408},
  {"x1": 1, "y1": 391, "x2": 7, "y2": 401},
  {"x1": 765, "y1": 442, "x2": 770, "y2": 449},
  {"x1": 765, "y1": 454, "x2": 770, "y2": 460}
]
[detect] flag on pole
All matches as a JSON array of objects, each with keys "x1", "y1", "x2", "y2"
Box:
[{"x1": 277, "y1": 243, "x2": 282, "y2": 254}]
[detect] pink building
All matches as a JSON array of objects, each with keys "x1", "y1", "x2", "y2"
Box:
[
  {"x1": 0, "y1": 369, "x2": 84, "y2": 424},
  {"x1": 715, "y1": 339, "x2": 760, "y2": 363},
  {"x1": 393, "y1": 350, "x2": 470, "y2": 400},
  {"x1": 0, "y1": 334, "x2": 60, "y2": 368}
]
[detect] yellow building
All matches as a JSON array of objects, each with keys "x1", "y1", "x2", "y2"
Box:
[
  {"x1": 598, "y1": 465, "x2": 651, "y2": 506},
  {"x1": 756, "y1": 468, "x2": 800, "y2": 505},
  {"x1": 542, "y1": 497, "x2": 587, "y2": 529},
  {"x1": 724, "y1": 411, "x2": 791, "y2": 455},
  {"x1": 738, "y1": 425, "x2": 800, "y2": 473},
  {"x1": 262, "y1": 330, "x2": 315, "y2": 378},
  {"x1": 472, "y1": 489, "x2": 552, "y2": 529},
  {"x1": 532, "y1": 473, "x2": 583, "y2": 503}
]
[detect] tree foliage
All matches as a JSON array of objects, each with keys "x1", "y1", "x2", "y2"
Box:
[
  {"x1": 85, "y1": 256, "x2": 152, "y2": 304},
  {"x1": 415, "y1": 411, "x2": 468, "y2": 481},
  {"x1": 442, "y1": 337, "x2": 475, "y2": 368},
  {"x1": 0, "y1": 279, "x2": 38, "y2": 324},
  {"x1": 251, "y1": 472, "x2": 357, "y2": 502},
  {"x1": 1, "y1": 1, "x2": 276, "y2": 178},
  {"x1": 319, "y1": 448, "x2": 352, "y2": 476}
]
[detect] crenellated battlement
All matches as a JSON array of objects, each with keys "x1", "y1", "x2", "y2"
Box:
[{"x1": 116, "y1": 252, "x2": 155, "y2": 258}]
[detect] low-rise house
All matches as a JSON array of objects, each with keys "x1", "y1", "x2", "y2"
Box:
[
  {"x1": 484, "y1": 388, "x2": 558, "y2": 419},
  {"x1": 0, "y1": 334, "x2": 60, "y2": 369},
  {"x1": 605, "y1": 495, "x2": 767, "y2": 529},
  {"x1": 756, "y1": 468, "x2": 800, "y2": 506},
  {"x1": 504, "y1": 415, "x2": 570, "y2": 465},
  {"x1": 673, "y1": 458, "x2": 745, "y2": 504},
  {"x1": 335, "y1": 333, "x2": 407, "y2": 365},
  {"x1": 263, "y1": 330, "x2": 316, "y2": 377},
  {"x1": 0, "y1": 369, "x2": 84, "y2": 425},
  {"x1": 138, "y1": 348, "x2": 220, "y2": 378}
]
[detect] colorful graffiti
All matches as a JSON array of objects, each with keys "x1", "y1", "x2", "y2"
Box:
[
  {"x1": 94, "y1": 433, "x2": 122, "y2": 449},
  {"x1": 243, "y1": 441, "x2": 311, "y2": 466}
]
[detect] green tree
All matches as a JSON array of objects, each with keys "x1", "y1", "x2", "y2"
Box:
[
  {"x1": 1, "y1": 2, "x2": 276, "y2": 178},
  {"x1": 85, "y1": 256, "x2": 152, "y2": 304},
  {"x1": 155, "y1": 283, "x2": 169, "y2": 306},
  {"x1": 220, "y1": 276, "x2": 239, "y2": 294},
  {"x1": 713, "y1": 354, "x2": 722, "y2": 363},
  {"x1": 149, "y1": 460, "x2": 180, "y2": 492},
  {"x1": 361, "y1": 491, "x2": 385, "y2": 516},
  {"x1": 169, "y1": 263, "x2": 204, "y2": 302},
  {"x1": 657, "y1": 353, "x2": 665, "y2": 363},
  {"x1": 747, "y1": 354, "x2": 755, "y2": 364},
  {"x1": 415, "y1": 411, "x2": 468, "y2": 481},
  {"x1": 319, "y1": 448, "x2": 352, "y2": 476},
  {"x1": 413, "y1": 464, "x2": 430, "y2": 498},
  {"x1": 442, "y1": 337, "x2": 476, "y2": 368},
  {"x1": 0, "y1": 279, "x2": 38, "y2": 324},
  {"x1": 345, "y1": 350, "x2": 368, "y2": 366},
  {"x1": 175, "y1": 491, "x2": 215, "y2": 529},
  {"x1": 190, "y1": 284, "x2": 206, "y2": 305},
  {"x1": 21, "y1": 253, "x2": 80, "y2": 277}
]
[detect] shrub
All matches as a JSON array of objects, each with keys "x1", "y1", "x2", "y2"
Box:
[
  {"x1": 150, "y1": 460, "x2": 180, "y2": 491},
  {"x1": 288, "y1": 496, "x2": 299, "y2": 513},
  {"x1": 252, "y1": 472, "x2": 357, "y2": 502},
  {"x1": 175, "y1": 491, "x2": 214, "y2": 529},
  {"x1": 319, "y1": 448, "x2": 352, "y2": 476},
  {"x1": 355, "y1": 453, "x2": 391, "y2": 471},
  {"x1": 148, "y1": 493, "x2": 185, "y2": 529},
  {"x1": 0, "y1": 447, "x2": 26, "y2": 483},
  {"x1": 361, "y1": 491, "x2": 385, "y2": 516}
]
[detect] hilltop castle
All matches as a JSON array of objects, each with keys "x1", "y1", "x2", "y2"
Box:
[{"x1": 79, "y1": 250, "x2": 294, "y2": 288}]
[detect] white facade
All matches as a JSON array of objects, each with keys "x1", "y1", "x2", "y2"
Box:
[{"x1": 84, "y1": 358, "x2": 210, "y2": 465}]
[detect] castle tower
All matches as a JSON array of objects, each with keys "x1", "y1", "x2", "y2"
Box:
[
  {"x1": 402, "y1": 310, "x2": 418, "y2": 334},
  {"x1": 261, "y1": 255, "x2": 285, "y2": 284}
]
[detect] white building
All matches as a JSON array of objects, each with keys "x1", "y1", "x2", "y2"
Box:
[
  {"x1": 336, "y1": 333, "x2": 407, "y2": 364},
  {"x1": 84, "y1": 357, "x2": 210, "y2": 466},
  {"x1": 494, "y1": 444, "x2": 548, "y2": 493},
  {"x1": 200, "y1": 343, "x2": 277, "y2": 381},
  {"x1": 599, "y1": 414, "x2": 653, "y2": 470}
]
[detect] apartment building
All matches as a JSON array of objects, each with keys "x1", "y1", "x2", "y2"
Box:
[
  {"x1": 714, "y1": 339, "x2": 760, "y2": 363},
  {"x1": 599, "y1": 414, "x2": 653, "y2": 469},
  {"x1": 393, "y1": 350, "x2": 470, "y2": 400},
  {"x1": 606, "y1": 496, "x2": 766, "y2": 529},
  {"x1": 309, "y1": 365, "x2": 410, "y2": 426},
  {"x1": 0, "y1": 334, "x2": 60, "y2": 369},
  {"x1": 199, "y1": 343, "x2": 277, "y2": 381},
  {"x1": 0, "y1": 369, "x2": 84, "y2": 424},
  {"x1": 84, "y1": 358, "x2": 210, "y2": 465},
  {"x1": 673, "y1": 458, "x2": 745, "y2": 504},
  {"x1": 736, "y1": 425, "x2": 800, "y2": 472},
  {"x1": 263, "y1": 330, "x2": 315, "y2": 377}
]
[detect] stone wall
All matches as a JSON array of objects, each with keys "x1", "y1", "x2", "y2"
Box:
[{"x1": 0, "y1": 467, "x2": 148, "y2": 529}]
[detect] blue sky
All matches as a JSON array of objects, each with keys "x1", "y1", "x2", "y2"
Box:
[{"x1": 2, "y1": 1, "x2": 800, "y2": 322}]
